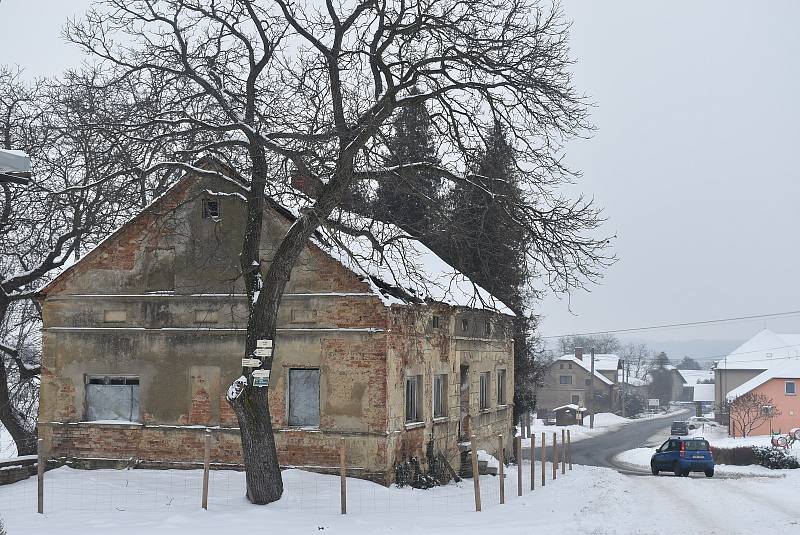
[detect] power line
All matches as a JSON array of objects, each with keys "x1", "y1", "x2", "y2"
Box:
[{"x1": 542, "y1": 309, "x2": 800, "y2": 339}]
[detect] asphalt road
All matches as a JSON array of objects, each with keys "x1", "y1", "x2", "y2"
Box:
[{"x1": 522, "y1": 410, "x2": 692, "y2": 474}]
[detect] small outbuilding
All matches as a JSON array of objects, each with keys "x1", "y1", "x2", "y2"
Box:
[{"x1": 553, "y1": 404, "x2": 587, "y2": 426}]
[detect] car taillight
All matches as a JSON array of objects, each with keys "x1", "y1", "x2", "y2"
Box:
[{"x1": 680, "y1": 442, "x2": 686, "y2": 457}]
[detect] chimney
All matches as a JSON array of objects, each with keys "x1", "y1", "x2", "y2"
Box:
[
  {"x1": 290, "y1": 169, "x2": 322, "y2": 199},
  {"x1": 574, "y1": 347, "x2": 583, "y2": 361}
]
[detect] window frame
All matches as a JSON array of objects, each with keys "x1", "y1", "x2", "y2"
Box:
[
  {"x1": 786, "y1": 381, "x2": 796, "y2": 396},
  {"x1": 559, "y1": 375, "x2": 573, "y2": 385},
  {"x1": 571, "y1": 394, "x2": 580, "y2": 405},
  {"x1": 405, "y1": 375, "x2": 423, "y2": 423},
  {"x1": 84, "y1": 375, "x2": 141, "y2": 422},
  {"x1": 479, "y1": 371, "x2": 491, "y2": 411},
  {"x1": 431, "y1": 315, "x2": 441, "y2": 329},
  {"x1": 202, "y1": 198, "x2": 220, "y2": 219},
  {"x1": 496, "y1": 369, "x2": 507, "y2": 406},
  {"x1": 433, "y1": 373, "x2": 448, "y2": 419}
]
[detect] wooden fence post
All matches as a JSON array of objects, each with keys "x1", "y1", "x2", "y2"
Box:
[
  {"x1": 515, "y1": 436, "x2": 522, "y2": 496},
  {"x1": 498, "y1": 434, "x2": 505, "y2": 504},
  {"x1": 530, "y1": 434, "x2": 535, "y2": 490},
  {"x1": 561, "y1": 429, "x2": 566, "y2": 475},
  {"x1": 568, "y1": 430, "x2": 573, "y2": 470},
  {"x1": 540, "y1": 432, "x2": 545, "y2": 487},
  {"x1": 470, "y1": 435, "x2": 481, "y2": 512},
  {"x1": 340, "y1": 438, "x2": 347, "y2": 515},
  {"x1": 202, "y1": 432, "x2": 211, "y2": 510},
  {"x1": 552, "y1": 432, "x2": 557, "y2": 480},
  {"x1": 37, "y1": 438, "x2": 44, "y2": 514}
]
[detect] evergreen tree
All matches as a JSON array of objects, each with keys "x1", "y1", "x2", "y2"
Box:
[{"x1": 375, "y1": 87, "x2": 442, "y2": 236}]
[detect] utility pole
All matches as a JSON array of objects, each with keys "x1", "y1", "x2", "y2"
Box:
[
  {"x1": 620, "y1": 358, "x2": 626, "y2": 418},
  {"x1": 589, "y1": 347, "x2": 595, "y2": 429}
]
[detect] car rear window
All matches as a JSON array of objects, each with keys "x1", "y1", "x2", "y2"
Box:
[{"x1": 683, "y1": 440, "x2": 710, "y2": 451}]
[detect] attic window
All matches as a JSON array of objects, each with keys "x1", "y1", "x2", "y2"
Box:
[
  {"x1": 202, "y1": 198, "x2": 220, "y2": 219},
  {"x1": 461, "y1": 319, "x2": 469, "y2": 332}
]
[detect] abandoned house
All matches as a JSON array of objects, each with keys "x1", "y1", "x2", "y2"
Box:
[{"x1": 37, "y1": 166, "x2": 515, "y2": 485}]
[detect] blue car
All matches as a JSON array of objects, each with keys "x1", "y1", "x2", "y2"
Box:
[{"x1": 650, "y1": 437, "x2": 714, "y2": 477}]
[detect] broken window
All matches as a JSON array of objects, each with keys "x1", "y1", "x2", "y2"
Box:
[
  {"x1": 85, "y1": 376, "x2": 140, "y2": 422},
  {"x1": 433, "y1": 374, "x2": 447, "y2": 418},
  {"x1": 496, "y1": 369, "x2": 507, "y2": 405},
  {"x1": 479, "y1": 372, "x2": 491, "y2": 410},
  {"x1": 287, "y1": 368, "x2": 320, "y2": 427},
  {"x1": 202, "y1": 198, "x2": 220, "y2": 219},
  {"x1": 405, "y1": 375, "x2": 422, "y2": 422}
]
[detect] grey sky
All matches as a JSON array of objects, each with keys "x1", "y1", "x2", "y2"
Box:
[{"x1": 3, "y1": 0, "x2": 799, "y2": 361}]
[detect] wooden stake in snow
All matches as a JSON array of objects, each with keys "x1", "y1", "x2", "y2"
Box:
[
  {"x1": 552, "y1": 432, "x2": 557, "y2": 480},
  {"x1": 516, "y1": 436, "x2": 522, "y2": 496},
  {"x1": 530, "y1": 434, "x2": 535, "y2": 491},
  {"x1": 340, "y1": 438, "x2": 347, "y2": 515},
  {"x1": 37, "y1": 438, "x2": 44, "y2": 514},
  {"x1": 540, "y1": 432, "x2": 545, "y2": 487},
  {"x1": 470, "y1": 434, "x2": 481, "y2": 512},
  {"x1": 498, "y1": 434, "x2": 505, "y2": 504},
  {"x1": 568, "y1": 430, "x2": 573, "y2": 470},
  {"x1": 561, "y1": 429, "x2": 566, "y2": 474},
  {"x1": 202, "y1": 432, "x2": 211, "y2": 510}
]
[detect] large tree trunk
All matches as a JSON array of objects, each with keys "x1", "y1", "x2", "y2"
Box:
[{"x1": 228, "y1": 386, "x2": 283, "y2": 504}]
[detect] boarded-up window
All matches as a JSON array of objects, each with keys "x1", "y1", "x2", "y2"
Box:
[
  {"x1": 194, "y1": 310, "x2": 218, "y2": 323},
  {"x1": 85, "y1": 376, "x2": 140, "y2": 422},
  {"x1": 290, "y1": 309, "x2": 317, "y2": 323},
  {"x1": 103, "y1": 310, "x2": 127, "y2": 323},
  {"x1": 288, "y1": 368, "x2": 320, "y2": 427}
]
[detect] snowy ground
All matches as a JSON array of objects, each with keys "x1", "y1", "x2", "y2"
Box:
[
  {"x1": 0, "y1": 425, "x2": 16, "y2": 458},
  {"x1": 1, "y1": 461, "x2": 799, "y2": 534}
]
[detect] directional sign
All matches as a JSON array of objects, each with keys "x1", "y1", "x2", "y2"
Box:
[
  {"x1": 254, "y1": 348, "x2": 273, "y2": 358},
  {"x1": 256, "y1": 339, "x2": 273, "y2": 349},
  {"x1": 648, "y1": 398, "x2": 660, "y2": 407},
  {"x1": 252, "y1": 369, "x2": 270, "y2": 387},
  {"x1": 242, "y1": 358, "x2": 262, "y2": 367}
]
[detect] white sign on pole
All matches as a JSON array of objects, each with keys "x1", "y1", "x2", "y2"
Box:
[
  {"x1": 242, "y1": 358, "x2": 262, "y2": 367},
  {"x1": 256, "y1": 339, "x2": 273, "y2": 349},
  {"x1": 254, "y1": 348, "x2": 273, "y2": 358},
  {"x1": 252, "y1": 369, "x2": 270, "y2": 387},
  {"x1": 648, "y1": 398, "x2": 660, "y2": 407}
]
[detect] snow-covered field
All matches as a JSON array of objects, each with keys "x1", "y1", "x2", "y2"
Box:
[
  {"x1": 1, "y1": 461, "x2": 798, "y2": 534},
  {"x1": 613, "y1": 447, "x2": 786, "y2": 477}
]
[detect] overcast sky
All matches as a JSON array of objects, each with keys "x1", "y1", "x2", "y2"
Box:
[{"x1": 2, "y1": 0, "x2": 800, "y2": 361}]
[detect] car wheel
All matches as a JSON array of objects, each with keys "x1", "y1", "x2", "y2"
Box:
[
  {"x1": 682, "y1": 469, "x2": 690, "y2": 477},
  {"x1": 672, "y1": 462, "x2": 681, "y2": 476},
  {"x1": 705, "y1": 469, "x2": 714, "y2": 478},
  {"x1": 651, "y1": 463, "x2": 659, "y2": 476}
]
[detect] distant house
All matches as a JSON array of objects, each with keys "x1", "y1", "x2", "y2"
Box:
[
  {"x1": 714, "y1": 329, "x2": 800, "y2": 422},
  {"x1": 676, "y1": 369, "x2": 714, "y2": 402},
  {"x1": 724, "y1": 359, "x2": 800, "y2": 435},
  {"x1": 646, "y1": 365, "x2": 686, "y2": 405},
  {"x1": 537, "y1": 348, "x2": 620, "y2": 414}
]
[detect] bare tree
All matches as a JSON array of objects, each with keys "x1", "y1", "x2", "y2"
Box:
[
  {"x1": 725, "y1": 392, "x2": 780, "y2": 438},
  {"x1": 67, "y1": 0, "x2": 612, "y2": 503},
  {"x1": 621, "y1": 342, "x2": 651, "y2": 380},
  {"x1": 558, "y1": 334, "x2": 622, "y2": 356}
]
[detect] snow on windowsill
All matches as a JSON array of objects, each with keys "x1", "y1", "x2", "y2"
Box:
[
  {"x1": 404, "y1": 421, "x2": 425, "y2": 430},
  {"x1": 432, "y1": 417, "x2": 449, "y2": 425},
  {"x1": 78, "y1": 420, "x2": 143, "y2": 426}
]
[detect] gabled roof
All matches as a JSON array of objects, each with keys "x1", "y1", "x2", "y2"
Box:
[
  {"x1": 555, "y1": 356, "x2": 614, "y2": 386},
  {"x1": 726, "y1": 358, "x2": 800, "y2": 400},
  {"x1": 676, "y1": 369, "x2": 714, "y2": 387},
  {"x1": 39, "y1": 165, "x2": 513, "y2": 316},
  {"x1": 715, "y1": 329, "x2": 800, "y2": 371},
  {"x1": 558, "y1": 353, "x2": 620, "y2": 372}
]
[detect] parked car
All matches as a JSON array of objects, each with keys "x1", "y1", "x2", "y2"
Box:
[
  {"x1": 651, "y1": 437, "x2": 714, "y2": 477},
  {"x1": 670, "y1": 420, "x2": 689, "y2": 435},
  {"x1": 687, "y1": 416, "x2": 718, "y2": 430}
]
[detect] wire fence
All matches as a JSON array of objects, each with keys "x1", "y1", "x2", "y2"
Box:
[{"x1": 0, "y1": 435, "x2": 575, "y2": 517}]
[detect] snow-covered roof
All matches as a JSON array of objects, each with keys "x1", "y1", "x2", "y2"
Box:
[
  {"x1": 553, "y1": 404, "x2": 587, "y2": 412},
  {"x1": 715, "y1": 329, "x2": 800, "y2": 371},
  {"x1": 40, "y1": 166, "x2": 513, "y2": 317},
  {"x1": 726, "y1": 358, "x2": 800, "y2": 400},
  {"x1": 0, "y1": 148, "x2": 30, "y2": 174},
  {"x1": 555, "y1": 356, "x2": 614, "y2": 386},
  {"x1": 558, "y1": 353, "x2": 620, "y2": 372},
  {"x1": 677, "y1": 369, "x2": 714, "y2": 387}
]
